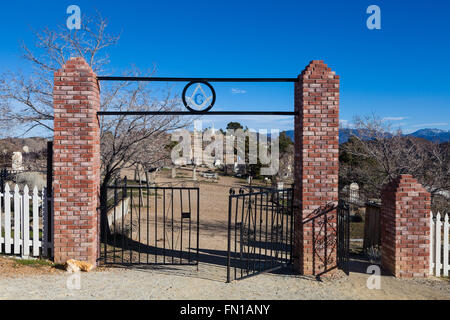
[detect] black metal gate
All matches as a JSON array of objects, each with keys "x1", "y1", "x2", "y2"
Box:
[
  {"x1": 226, "y1": 186, "x2": 294, "y2": 282},
  {"x1": 100, "y1": 179, "x2": 199, "y2": 266},
  {"x1": 337, "y1": 200, "x2": 350, "y2": 275}
]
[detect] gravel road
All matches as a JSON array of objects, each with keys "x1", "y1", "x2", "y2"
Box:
[{"x1": 0, "y1": 262, "x2": 449, "y2": 300}]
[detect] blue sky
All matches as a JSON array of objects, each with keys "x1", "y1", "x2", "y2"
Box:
[{"x1": 1, "y1": 0, "x2": 449, "y2": 134}]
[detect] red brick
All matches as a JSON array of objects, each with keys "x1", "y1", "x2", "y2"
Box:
[
  {"x1": 293, "y1": 61, "x2": 339, "y2": 276},
  {"x1": 53, "y1": 57, "x2": 100, "y2": 266},
  {"x1": 381, "y1": 175, "x2": 431, "y2": 278}
]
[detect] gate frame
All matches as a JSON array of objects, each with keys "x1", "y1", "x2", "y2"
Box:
[
  {"x1": 226, "y1": 186, "x2": 294, "y2": 282},
  {"x1": 101, "y1": 179, "x2": 200, "y2": 266},
  {"x1": 52, "y1": 57, "x2": 341, "y2": 275}
]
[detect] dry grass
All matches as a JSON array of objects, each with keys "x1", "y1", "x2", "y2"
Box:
[{"x1": 0, "y1": 255, "x2": 64, "y2": 278}]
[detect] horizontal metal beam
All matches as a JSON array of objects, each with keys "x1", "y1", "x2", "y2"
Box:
[
  {"x1": 97, "y1": 76, "x2": 298, "y2": 83},
  {"x1": 106, "y1": 185, "x2": 199, "y2": 190},
  {"x1": 98, "y1": 111, "x2": 296, "y2": 116}
]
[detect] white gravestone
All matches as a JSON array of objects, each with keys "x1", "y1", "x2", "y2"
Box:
[
  {"x1": 349, "y1": 183, "x2": 359, "y2": 203},
  {"x1": 12, "y1": 152, "x2": 24, "y2": 171}
]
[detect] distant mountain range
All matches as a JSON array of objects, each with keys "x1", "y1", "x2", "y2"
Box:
[
  {"x1": 406, "y1": 129, "x2": 450, "y2": 144},
  {"x1": 282, "y1": 129, "x2": 450, "y2": 144}
]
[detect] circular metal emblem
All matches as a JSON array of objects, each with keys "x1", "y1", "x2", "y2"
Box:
[{"x1": 182, "y1": 81, "x2": 216, "y2": 113}]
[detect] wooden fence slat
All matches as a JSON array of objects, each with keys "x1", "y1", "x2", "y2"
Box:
[
  {"x1": 13, "y1": 185, "x2": 21, "y2": 254},
  {"x1": 23, "y1": 185, "x2": 30, "y2": 257},
  {"x1": 444, "y1": 213, "x2": 449, "y2": 277},
  {"x1": 435, "y1": 212, "x2": 442, "y2": 276},
  {"x1": 0, "y1": 184, "x2": 49, "y2": 258},
  {"x1": 4, "y1": 184, "x2": 11, "y2": 254},
  {"x1": 33, "y1": 186, "x2": 40, "y2": 257},
  {"x1": 430, "y1": 212, "x2": 435, "y2": 275}
]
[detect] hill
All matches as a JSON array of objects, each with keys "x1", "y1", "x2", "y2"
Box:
[
  {"x1": 282, "y1": 128, "x2": 450, "y2": 144},
  {"x1": 407, "y1": 129, "x2": 450, "y2": 143}
]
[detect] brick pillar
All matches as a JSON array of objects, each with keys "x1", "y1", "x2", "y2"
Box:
[
  {"x1": 381, "y1": 174, "x2": 431, "y2": 278},
  {"x1": 293, "y1": 60, "x2": 340, "y2": 275},
  {"x1": 53, "y1": 57, "x2": 101, "y2": 265}
]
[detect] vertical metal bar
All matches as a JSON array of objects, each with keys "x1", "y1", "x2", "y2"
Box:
[
  {"x1": 338, "y1": 204, "x2": 342, "y2": 271},
  {"x1": 180, "y1": 189, "x2": 183, "y2": 264},
  {"x1": 196, "y1": 188, "x2": 200, "y2": 268},
  {"x1": 146, "y1": 182, "x2": 150, "y2": 264},
  {"x1": 227, "y1": 192, "x2": 232, "y2": 283},
  {"x1": 270, "y1": 190, "x2": 275, "y2": 268},
  {"x1": 122, "y1": 177, "x2": 126, "y2": 263},
  {"x1": 252, "y1": 193, "x2": 257, "y2": 273},
  {"x1": 129, "y1": 180, "x2": 133, "y2": 263},
  {"x1": 285, "y1": 189, "x2": 289, "y2": 262},
  {"x1": 290, "y1": 189, "x2": 294, "y2": 263},
  {"x1": 246, "y1": 193, "x2": 251, "y2": 276},
  {"x1": 340, "y1": 206, "x2": 343, "y2": 270},
  {"x1": 278, "y1": 190, "x2": 285, "y2": 263},
  {"x1": 113, "y1": 180, "x2": 118, "y2": 263},
  {"x1": 264, "y1": 192, "x2": 269, "y2": 270},
  {"x1": 138, "y1": 186, "x2": 142, "y2": 263},
  {"x1": 275, "y1": 191, "x2": 280, "y2": 262},
  {"x1": 258, "y1": 191, "x2": 263, "y2": 272},
  {"x1": 171, "y1": 189, "x2": 174, "y2": 264},
  {"x1": 312, "y1": 217, "x2": 316, "y2": 275},
  {"x1": 234, "y1": 193, "x2": 239, "y2": 281},
  {"x1": 324, "y1": 207, "x2": 328, "y2": 271},
  {"x1": 281, "y1": 191, "x2": 284, "y2": 262},
  {"x1": 103, "y1": 187, "x2": 107, "y2": 264},
  {"x1": 163, "y1": 189, "x2": 166, "y2": 264},
  {"x1": 240, "y1": 192, "x2": 245, "y2": 279},
  {"x1": 188, "y1": 189, "x2": 192, "y2": 264},
  {"x1": 154, "y1": 187, "x2": 157, "y2": 264},
  {"x1": 0, "y1": 169, "x2": 4, "y2": 194},
  {"x1": 346, "y1": 204, "x2": 350, "y2": 275}
]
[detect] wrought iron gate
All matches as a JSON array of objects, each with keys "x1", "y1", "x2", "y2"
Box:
[
  {"x1": 226, "y1": 187, "x2": 294, "y2": 282},
  {"x1": 100, "y1": 179, "x2": 199, "y2": 266},
  {"x1": 337, "y1": 200, "x2": 350, "y2": 275}
]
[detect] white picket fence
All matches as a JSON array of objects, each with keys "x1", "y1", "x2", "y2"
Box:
[
  {"x1": 430, "y1": 212, "x2": 450, "y2": 277},
  {"x1": 0, "y1": 184, "x2": 52, "y2": 257}
]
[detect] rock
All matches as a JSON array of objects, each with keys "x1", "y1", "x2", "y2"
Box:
[{"x1": 65, "y1": 259, "x2": 94, "y2": 273}]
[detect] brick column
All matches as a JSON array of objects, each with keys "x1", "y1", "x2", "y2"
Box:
[
  {"x1": 53, "y1": 57, "x2": 101, "y2": 265},
  {"x1": 381, "y1": 174, "x2": 431, "y2": 278},
  {"x1": 293, "y1": 60, "x2": 340, "y2": 275}
]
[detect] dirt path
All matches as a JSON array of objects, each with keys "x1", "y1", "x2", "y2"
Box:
[{"x1": 105, "y1": 172, "x2": 258, "y2": 265}]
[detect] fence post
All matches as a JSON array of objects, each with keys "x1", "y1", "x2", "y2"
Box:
[
  {"x1": 53, "y1": 57, "x2": 101, "y2": 265},
  {"x1": 293, "y1": 61, "x2": 340, "y2": 276},
  {"x1": 381, "y1": 175, "x2": 431, "y2": 278}
]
